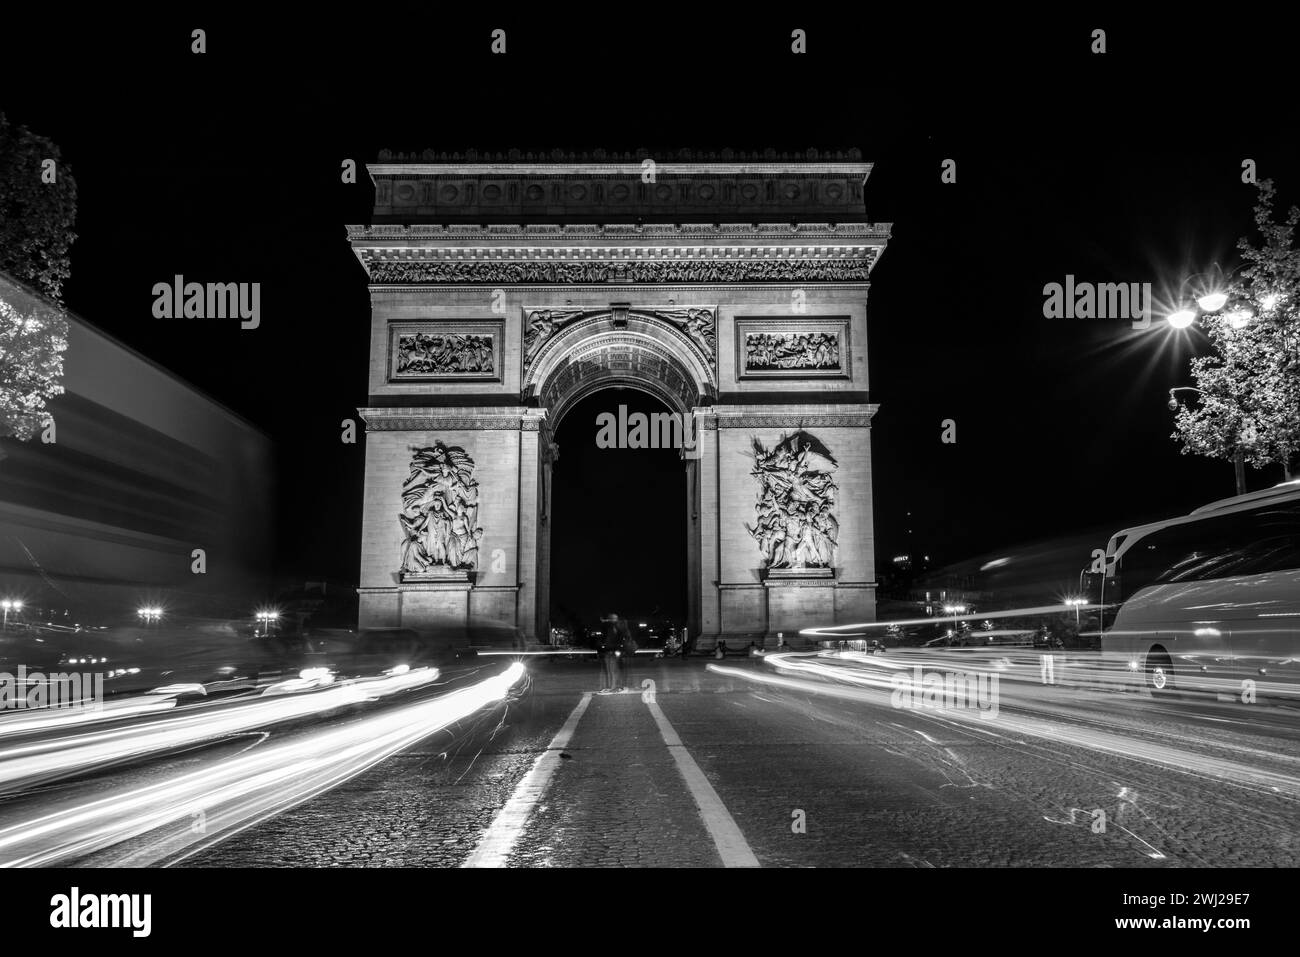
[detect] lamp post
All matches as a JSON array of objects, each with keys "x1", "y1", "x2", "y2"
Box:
[{"x1": 137, "y1": 607, "x2": 162, "y2": 627}]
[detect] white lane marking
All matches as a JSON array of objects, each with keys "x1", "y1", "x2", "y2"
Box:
[
  {"x1": 645, "y1": 699, "x2": 760, "y2": 868},
  {"x1": 462, "y1": 692, "x2": 592, "y2": 868}
]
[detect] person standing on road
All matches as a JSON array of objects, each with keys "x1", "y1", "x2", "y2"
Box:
[
  {"x1": 617, "y1": 615, "x2": 637, "y2": 692},
  {"x1": 598, "y1": 613, "x2": 622, "y2": 693}
]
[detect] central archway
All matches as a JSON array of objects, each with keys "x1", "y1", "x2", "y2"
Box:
[
  {"x1": 549, "y1": 388, "x2": 687, "y2": 643},
  {"x1": 527, "y1": 309, "x2": 715, "y2": 643}
]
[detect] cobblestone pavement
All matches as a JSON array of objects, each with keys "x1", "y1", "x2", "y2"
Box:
[{"x1": 173, "y1": 654, "x2": 1300, "y2": 868}]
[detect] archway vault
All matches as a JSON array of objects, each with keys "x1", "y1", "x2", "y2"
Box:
[{"x1": 524, "y1": 309, "x2": 717, "y2": 428}]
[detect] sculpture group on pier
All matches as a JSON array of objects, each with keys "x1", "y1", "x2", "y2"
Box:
[
  {"x1": 399, "y1": 442, "x2": 484, "y2": 573},
  {"x1": 747, "y1": 432, "x2": 839, "y2": 570}
]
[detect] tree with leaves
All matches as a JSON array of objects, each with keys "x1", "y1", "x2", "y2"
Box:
[
  {"x1": 0, "y1": 296, "x2": 68, "y2": 440},
  {"x1": 0, "y1": 114, "x2": 77, "y2": 303},
  {"x1": 1172, "y1": 180, "x2": 1300, "y2": 489},
  {"x1": 0, "y1": 114, "x2": 75, "y2": 441}
]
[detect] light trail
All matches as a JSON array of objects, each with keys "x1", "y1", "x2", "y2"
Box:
[
  {"x1": 474, "y1": 649, "x2": 663, "y2": 656},
  {"x1": 799, "y1": 603, "x2": 1105, "y2": 636},
  {"x1": 0, "y1": 667, "x2": 444, "y2": 790},
  {"x1": 0, "y1": 695, "x2": 178, "y2": 735},
  {"x1": 712, "y1": 659, "x2": 1300, "y2": 801},
  {"x1": 0, "y1": 662, "x2": 526, "y2": 867}
]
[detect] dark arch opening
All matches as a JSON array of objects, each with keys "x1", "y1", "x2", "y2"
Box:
[{"x1": 549, "y1": 388, "x2": 686, "y2": 647}]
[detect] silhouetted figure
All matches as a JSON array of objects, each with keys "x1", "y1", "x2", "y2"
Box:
[
  {"x1": 597, "y1": 614, "x2": 622, "y2": 693},
  {"x1": 617, "y1": 616, "x2": 637, "y2": 691}
]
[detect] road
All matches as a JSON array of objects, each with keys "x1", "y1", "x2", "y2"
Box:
[{"x1": 1, "y1": 650, "x2": 1297, "y2": 867}]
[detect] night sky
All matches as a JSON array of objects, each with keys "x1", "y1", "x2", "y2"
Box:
[{"x1": 4, "y1": 10, "x2": 1298, "y2": 616}]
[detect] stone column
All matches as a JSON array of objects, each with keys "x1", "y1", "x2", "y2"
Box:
[
  {"x1": 536, "y1": 428, "x2": 557, "y2": 643},
  {"x1": 515, "y1": 409, "x2": 547, "y2": 643},
  {"x1": 683, "y1": 454, "x2": 701, "y2": 641},
  {"x1": 695, "y1": 411, "x2": 721, "y2": 643}
]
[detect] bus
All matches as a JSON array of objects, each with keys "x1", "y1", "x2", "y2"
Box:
[{"x1": 1094, "y1": 480, "x2": 1300, "y2": 697}]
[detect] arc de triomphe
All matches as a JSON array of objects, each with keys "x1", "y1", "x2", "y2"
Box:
[{"x1": 349, "y1": 149, "x2": 889, "y2": 646}]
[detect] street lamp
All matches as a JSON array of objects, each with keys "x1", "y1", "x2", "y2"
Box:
[
  {"x1": 1165, "y1": 265, "x2": 1246, "y2": 329},
  {"x1": 1, "y1": 599, "x2": 22, "y2": 632},
  {"x1": 1197, "y1": 291, "x2": 1228, "y2": 313},
  {"x1": 1167, "y1": 386, "x2": 1204, "y2": 412},
  {"x1": 1065, "y1": 596, "x2": 1086, "y2": 627},
  {"x1": 137, "y1": 606, "x2": 162, "y2": 625}
]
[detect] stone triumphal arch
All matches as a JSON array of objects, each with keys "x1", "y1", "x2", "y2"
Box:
[{"x1": 350, "y1": 149, "x2": 890, "y2": 646}]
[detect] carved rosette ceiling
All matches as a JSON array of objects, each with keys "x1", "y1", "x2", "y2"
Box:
[
  {"x1": 539, "y1": 335, "x2": 699, "y2": 424},
  {"x1": 399, "y1": 442, "x2": 484, "y2": 574},
  {"x1": 746, "y1": 432, "x2": 840, "y2": 571}
]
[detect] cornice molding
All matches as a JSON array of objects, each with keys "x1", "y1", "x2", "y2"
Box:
[
  {"x1": 347, "y1": 222, "x2": 890, "y2": 242},
  {"x1": 369, "y1": 162, "x2": 872, "y2": 177},
  {"x1": 358, "y1": 407, "x2": 546, "y2": 432},
  {"x1": 373, "y1": 147, "x2": 865, "y2": 165},
  {"x1": 697, "y1": 403, "x2": 880, "y2": 429},
  {"x1": 368, "y1": 282, "x2": 873, "y2": 294}
]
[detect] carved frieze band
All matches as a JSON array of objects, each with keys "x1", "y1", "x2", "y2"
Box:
[
  {"x1": 367, "y1": 258, "x2": 876, "y2": 285},
  {"x1": 712, "y1": 414, "x2": 874, "y2": 428},
  {"x1": 359, "y1": 408, "x2": 544, "y2": 431}
]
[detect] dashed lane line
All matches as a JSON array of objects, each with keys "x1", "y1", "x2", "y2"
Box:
[
  {"x1": 644, "y1": 699, "x2": 761, "y2": 867},
  {"x1": 461, "y1": 692, "x2": 592, "y2": 868}
]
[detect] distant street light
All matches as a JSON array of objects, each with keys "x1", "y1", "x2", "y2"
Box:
[
  {"x1": 1065, "y1": 596, "x2": 1086, "y2": 627},
  {"x1": 137, "y1": 606, "x2": 162, "y2": 625},
  {"x1": 255, "y1": 610, "x2": 280, "y2": 637},
  {"x1": 1, "y1": 599, "x2": 22, "y2": 632}
]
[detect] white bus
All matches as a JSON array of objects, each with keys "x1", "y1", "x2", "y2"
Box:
[{"x1": 1096, "y1": 481, "x2": 1300, "y2": 697}]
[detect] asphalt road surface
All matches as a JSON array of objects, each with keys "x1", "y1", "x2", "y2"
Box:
[{"x1": 157, "y1": 651, "x2": 1300, "y2": 868}]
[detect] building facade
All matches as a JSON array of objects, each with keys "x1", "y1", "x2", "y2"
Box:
[
  {"x1": 0, "y1": 271, "x2": 272, "y2": 623},
  {"x1": 351, "y1": 148, "x2": 889, "y2": 644}
]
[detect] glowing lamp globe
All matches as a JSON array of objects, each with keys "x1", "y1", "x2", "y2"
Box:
[{"x1": 1196, "y1": 292, "x2": 1228, "y2": 312}]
